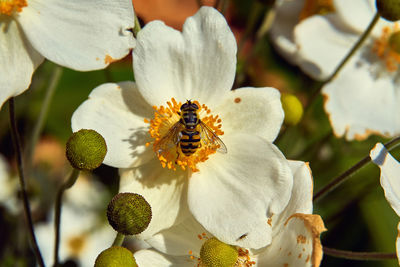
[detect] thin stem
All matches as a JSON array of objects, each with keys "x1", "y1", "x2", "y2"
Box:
[
  {"x1": 237, "y1": 1, "x2": 263, "y2": 55},
  {"x1": 220, "y1": 0, "x2": 229, "y2": 15},
  {"x1": 303, "y1": 12, "x2": 380, "y2": 114},
  {"x1": 8, "y1": 98, "x2": 45, "y2": 267},
  {"x1": 133, "y1": 13, "x2": 142, "y2": 38},
  {"x1": 103, "y1": 68, "x2": 114, "y2": 83},
  {"x1": 323, "y1": 247, "x2": 397, "y2": 261},
  {"x1": 53, "y1": 169, "x2": 80, "y2": 267},
  {"x1": 313, "y1": 155, "x2": 370, "y2": 202},
  {"x1": 112, "y1": 232, "x2": 125, "y2": 247},
  {"x1": 26, "y1": 66, "x2": 63, "y2": 167},
  {"x1": 327, "y1": 13, "x2": 380, "y2": 83},
  {"x1": 292, "y1": 131, "x2": 332, "y2": 160},
  {"x1": 313, "y1": 136, "x2": 400, "y2": 202}
]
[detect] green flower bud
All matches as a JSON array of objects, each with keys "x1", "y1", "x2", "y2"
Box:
[
  {"x1": 66, "y1": 129, "x2": 107, "y2": 171},
  {"x1": 200, "y1": 237, "x2": 238, "y2": 267},
  {"x1": 389, "y1": 31, "x2": 400, "y2": 53},
  {"x1": 107, "y1": 193, "x2": 152, "y2": 235},
  {"x1": 281, "y1": 93, "x2": 304, "y2": 126},
  {"x1": 376, "y1": 0, "x2": 400, "y2": 21},
  {"x1": 94, "y1": 246, "x2": 137, "y2": 267}
]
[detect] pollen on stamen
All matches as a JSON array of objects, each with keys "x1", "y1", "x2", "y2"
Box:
[
  {"x1": 147, "y1": 98, "x2": 225, "y2": 172},
  {"x1": 372, "y1": 23, "x2": 400, "y2": 72},
  {"x1": 237, "y1": 248, "x2": 256, "y2": 267},
  {"x1": 0, "y1": 0, "x2": 27, "y2": 16}
]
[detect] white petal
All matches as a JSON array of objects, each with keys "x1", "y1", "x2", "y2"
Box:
[
  {"x1": 35, "y1": 205, "x2": 98, "y2": 266},
  {"x1": 370, "y1": 143, "x2": 400, "y2": 217},
  {"x1": 272, "y1": 160, "x2": 314, "y2": 233},
  {"x1": 81, "y1": 226, "x2": 116, "y2": 267},
  {"x1": 18, "y1": 0, "x2": 135, "y2": 71},
  {"x1": 146, "y1": 215, "x2": 206, "y2": 256},
  {"x1": 256, "y1": 214, "x2": 326, "y2": 267},
  {"x1": 134, "y1": 249, "x2": 194, "y2": 267},
  {"x1": 294, "y1": 14, "x2": 358, "y2": 80},
  {"x1": 132, "y1": 6, "x2": 237, "y2": 108},
  {"x1": 119, "y1": 160, "x2": 190, "y2": 239},
  {"x1": 0, "y1": 19, "x2": 43, "y2": 108},
  {"x1": 322, "y1": 59, "x2": 400, "y2": 140},
  {"x1": 214, "y1": 87, "x2": 284, "y2": 142},
  {"x1": 71, "y1": 82, "x2": 155, "y2": 168},
  {"x1": 188, "y1": 133, "x2": 293, "y2": 249},
  {"x1": 333, "y1": 0, "x2": 376, "y2": 33},
  {"x1": 270, "y1": 0, "x2": 304, "y2": 63}
]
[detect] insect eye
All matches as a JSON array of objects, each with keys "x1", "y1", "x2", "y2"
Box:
[{"x1": 191, "y1": 103, "x2": 199, "y2": 110}]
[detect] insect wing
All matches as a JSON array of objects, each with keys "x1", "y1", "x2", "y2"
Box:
[
  {"x1": 199, "y1": 121, "x2": 227, "y2": 153},
  {"x1": 154, "y1": 122, "x2": 184, "y2": 156}
]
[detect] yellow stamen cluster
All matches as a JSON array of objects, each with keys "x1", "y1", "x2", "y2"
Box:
[
  {"x1": 145, "y1": 98, "x2": 224, "y2": 172},
  {"x1": 236, "y1": 248, "x2": 256, "y2": 267},
  {"x1": 299, "y1": 0, "x2": 335, "y2": 21},
  {"x1": 372, "y1": 23, "x2": 400, "y2": 72},
  {"x1": 0, "y1": 0, "x2": 27, "y2": 16}
]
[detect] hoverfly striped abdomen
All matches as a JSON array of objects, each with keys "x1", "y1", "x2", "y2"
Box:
[{"x1": 180, "y1": 130, "x2": 201, "y2": 156}]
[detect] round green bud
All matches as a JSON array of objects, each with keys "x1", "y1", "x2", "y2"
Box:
[
  {"x1": 66, "y1": 129, "x2": 107, "y2": 171},
  {"x1": 281, "y1": 93, "x2": 304, "y2": 126},
  {"x1": 376, "y1": 0, "x2": 400, "y2": 21},
  {"x1": 94, "y1": 246, "x2": 137, "y2": 267},
  {"x1": 107, "y1": 193, "x2": 152, "y2": 235},
  {"x1": 389, "y1": 31, "x2": 400, "y2": 53},
  {"x1": 200, "y1": 237, "x2": 238, "y2": 267}
]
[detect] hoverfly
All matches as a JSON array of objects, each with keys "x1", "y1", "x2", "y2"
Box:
[{"x1": 154, "y1": 100, "x2": 227, "y2": 159}]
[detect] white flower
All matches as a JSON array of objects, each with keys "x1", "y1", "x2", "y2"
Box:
[
  {"x1": 0, "y1": 154, "x2": 20, "y2": 214},
  {"x1": 72, "y1": 7, "x2": 293, "y2": 249},
  {"x1": 0, "y1": 0, "x2": 136, "y2": 108},
  {"x1": 35, "y1": 176, "x2": 115, "y2": 267},
  {"x1": 133, "y1": 161, "x2": 326, "y2": 267},
  {"x1": 270, "y1": 0, "x2": 336, "y2": 65},
  {"x1": 290, "y1": 0, "x2": 400, "y2": 140},
  {"x1": 370, "y1": 143, "x2": 400, "y2": 265}
]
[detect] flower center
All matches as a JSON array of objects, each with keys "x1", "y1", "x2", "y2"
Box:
[
  {"x1": 299, "y1": 0, "x2": 335, "y2": 21},
  {"x1": 372, "y1": 23, "x2": 400, "y2": 72},
  {"x1": 0, "y1": 0, "x2": 27, "y2": 16},
  {"x1": 145, "y1": 98, "x2": 224, "y2": 172}
]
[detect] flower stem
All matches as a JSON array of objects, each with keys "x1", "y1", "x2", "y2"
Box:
[
  {"x1": 8, "y1": 98, "x2": 45, "y2": 267},
  {"x1": 323, "y1": 246, "x2": 396, "y2": 261},
  {"x1": 103, "y1": 68, "x2": 114, "y2": 83},
  {"x1": 26, "y1": 65, "x2": 63, "y2": 167},
  {"x1": 237, "y1": 1, "x2": 264, "y2": 55},
  {"x1": 219, "y1": 0, "x2": 229, "y2": 15},
  {"x1": 53, "y1": 168, "x2": 80, "y2": 266},
  {"x1": 112, "y1": 232, "x2": 125, "y2": 247},
  {"x1": 133, "y1": 12, "x2": 142, "y2": 38},
  {"x1": 313, "y1": 136, "x2": 400, "y2": 202},
  {"x1": 326, "y1": 12, "x2": 380, "y2": 83},
  {"x1": 304, "y1": 12, "x2": 380, "y2": 111},
  {"x1": 304, "y1": 12, "x2": 380, "y2": 113}
]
